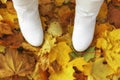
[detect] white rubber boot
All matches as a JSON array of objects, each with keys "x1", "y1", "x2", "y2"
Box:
[
  {"x1": 72, "y1": 0, "x2": 104, "y2": 52},
  {"x1": 12, "y1": 0, "x2": 43, "y2": 46}
]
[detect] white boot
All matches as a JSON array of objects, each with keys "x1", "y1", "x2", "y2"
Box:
[
  {"x1": 12, "y1": 0, "x2": 43, "y2": 46},
  {"x1": 72, "y1": 0, "x2": 104, "y2": 52}
]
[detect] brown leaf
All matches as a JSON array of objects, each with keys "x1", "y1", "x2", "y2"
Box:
[
  {"x1": 39, "y1": 4, "x2": 53, "y2": 16},
  {"x1": 74, "y1": 72, "x2": 87, "y2": 80},
  {"x1": 0, "y1": 48, "x2": 36, "y2": 78},
  {"x1": 6, "y1": 1, "x2": 16, "y2": 14},
  {"x1": 58, "y1": 6, "x2": 72, "y2": 26},
  {"x1": 111, "y1": 0, "x2": 120, "y2": 6},
  {"x1": 38, "y1": 68, "x2": 49, "y2": 80},
  {"x1": 108, "y1": 3, "x2": 120, "y2": 28},
  {"x1": 39, "y1": 0, "x2": 52, "y2": 5},
  {"x1": 0, "y1": 21, "x2": 13, "y2": 35},
  {"x1": 0, "y1": 33, "x2": 24, "y2": 48}
]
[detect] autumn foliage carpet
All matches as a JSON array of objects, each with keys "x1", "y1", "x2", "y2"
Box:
[{"x1": 0, "y1": 0, "x2": 120, "y2": 80}]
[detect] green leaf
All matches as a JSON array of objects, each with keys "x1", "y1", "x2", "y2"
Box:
[
  {"x1": 85, "y1": 47, "x2": 95, "y2": 53},
  {"x1": 83, "y1": 47, "x2": 95, "y2": 62},
  {"x1": 69, "y1": 52, "x2": 82, "y2": 60},
  {"x1": 83, "y1": 53, "x2": 95, "y2": 62}
]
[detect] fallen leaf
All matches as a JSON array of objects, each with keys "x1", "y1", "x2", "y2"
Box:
[
  {"x1": 0, "y1": 45, "x2": 5, "y2": 53},
  {"x1": 49, "y1": 65, "x2": 75, "y2": 80},
  {"x1": 55, "y1": 42, "x2": 72, "y2": 66},
  {"x1": 0, "y1": 0, "x2": 7, "y2": 3},
  {"x1": 39, "y1": 33, "x2": 56, "y2": 55},
  {"x1": 39, "y1": 0, "x2": 52, "y2": 5},
  {"x1": 68, "y1": 57, "x2": 87, "y2": 72},
  {"x1": 0, "y1": 14, "x2": 3, "y2": 20},
  {"x1": 48, "y1": 21, "x2": 63, "y2": 37},
  {"x1": 0, "y1": 21, "x2": 13, "y2": 35},
  {"x1": 97, "y1": 2, "x2": 108, "y2": 23},
  {"x1": 21, "y1": 42, "x2": 39, "y2": 52},
  {"x1": 0, "y1": 48, "x2": 36, "y2": 78},
  {"x1": 0, "y1": 33, "x2": 24, "y2": 48},
  {"x1": 91, "y1": 58, "x2": 114, "y2": 80},
  {"x1": 111, "y1": 0, "x2": 120, "y2": 6},
  {"x1": 58, "y1": 5, "x2": 72, "y2": 26},
  {"x1": 31, "y1": 63, "x2": 48, "y2": 80},
  {"x1": 96, "y1": 29, "x2": 120, "y2": 71},
  {"x1": 55, "y1": 0, "x2": 64, "y2": 6},
  {"x1": 108, "y1": 3, "x2": 120, "y2": 28}
]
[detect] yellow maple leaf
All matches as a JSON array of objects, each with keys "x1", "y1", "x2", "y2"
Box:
[
  {"x1": 96, "y1": 38, "x2": 108, "y2": 50},
  {"x1": 0, "y1": 48, "x2": 35, "y2": 78},
  {"x1": 49, "y1": 42, "x2": 72, "y2": 66},
  {"x1": 109, "y1": 29, "x2": 120, "y2": 41},
  {"x1": 49, "y1": 65, "x2": 75, "y2": 80},
  {"x1": 91, "y1": 58, "x2": 114, "y2": 80},
  {"x1": 105, "y1": 50, "x2": 120, "y2": 71},
  {"x1": 96, "y1": 29, "x2": 120, "y2": 71},
  {"x1": 0, "y1": 0, "x2": 7, "y2": 3},
  {"x1": 39, "y1": 33, "x2": 56, "y2": 55},
  {"x1": 56, "y1": 42, "x2": 72, "y2": 66},
  {"x1": 83, "y1": 62, "x2": 93, "y2": 76},
  {"x1": 68, "y1": 57, "x2": 87, "y2": 72}
]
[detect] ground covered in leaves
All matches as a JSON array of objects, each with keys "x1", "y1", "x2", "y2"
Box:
[{"x1": 0, "y1": 0, "x2": 120, "y2": 80}]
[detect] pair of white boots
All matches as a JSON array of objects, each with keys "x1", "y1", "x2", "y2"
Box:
[{"x1": 12, "y1": 0, "x2": 104, "y2": 52}]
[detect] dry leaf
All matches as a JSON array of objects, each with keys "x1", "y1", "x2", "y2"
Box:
[
  {"x1": 0, "y1": 14, "x2": 3, "y2": 20},
  {"x1": 39, "y1": 33, "x2": 56, "y2": 55},
  {"x1": 0, "y1": 0, "x2": 7, "y2": 3},
  {"x1": 48, "y1": 21, "x2": 63, "y2": 37},
  {"x1": 58, "y1": 5, "x2": 72, "y2": 26},
  {"x1": 97, "y1": 2, "x2": 108, "y2": 23},
  {"x1": 21, "y1": 42, "x2": 39, "y2": 52},
  {"x1": 0, "y1": 33, "x2": 24, "y2": 48},
  {"x1": 91, "y1": 58, "x2": 114, "y2": 80},
  {"x1": 96, "y1": 29, "x2": 120, "y2": 71},
  {"x1": 68, "y1": 58, "x2": 87, "y2": 72},
  {"x1": 31, "y1": 63, "x2": 48, "y2": 80},
  {"x1": 55, "y1": 0, "x2": 64, "y2": 6},
  {"x1": 39, "y1": 0, "x2": 52, "y2": 5},
  {"x1": 0, "y1": 48, "x2": 36, "y2": 78},
  {"x1": 108, "y1": 3, "x2": 120, "y2": 28},
  {"x1": 49, "y1": 65, "x2": 75, "y2": 80},
  {"x1": 0, "y1": 21, "x2": 13, "y2": 35},
  {"x1": 55, "y1": 42, "x2": 72, "y2": 66},
  {"x1": 48, "y1": 42, "x2": 72, "y2": 73}
]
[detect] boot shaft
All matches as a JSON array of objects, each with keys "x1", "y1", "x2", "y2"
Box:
[
  {"x1": 76, "y1": 0, "x2": 104, "y2": 15},
  {"x1": 12, "y1": 0, "x2": 38, "y2": 10}
]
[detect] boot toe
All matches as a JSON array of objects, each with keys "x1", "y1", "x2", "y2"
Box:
[
  {"x1": 27, "y1": 35, "x2": 43, "y2": 47},
  {"x1": 23, "y1": 30, "x2": 44, "y2": 47},
  {"x1": 72, "y1": 19, "x2": 95, "y2": 52},
  {"x1": 72, "y1": 38, "x2": 91, "y2": 52}
]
